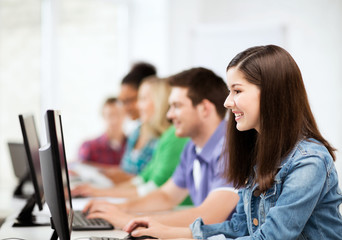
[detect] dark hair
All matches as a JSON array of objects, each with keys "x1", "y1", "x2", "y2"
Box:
[
  {"x1": 224, "y1": 45, "x2": 336, "y2": 192},
  {"x1": 169, "y1": 67, "x2": 228, "y2": 119},
  {"x1": 121, "y1": 62, "x2": 157, "y2": 89},
  {"x1": 103, "y1": 97, "x2": 118, "y2": 106}
]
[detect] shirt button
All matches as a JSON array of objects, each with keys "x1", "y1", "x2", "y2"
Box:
[{"x1": 253, "y1": 218, "x2": 259, "y2": 226}]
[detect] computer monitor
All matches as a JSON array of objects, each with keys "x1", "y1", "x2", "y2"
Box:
[
  {"x1": 7, "y1": 142, "x2": 29, "y2": 180},
  {"x1": 13, "y1": 115, "x2": 49, "y2": 227},
  {"x1": 7, "y1": 142, "x2": 31, "y2": 198},
  {"x1": 39, "y1": 110, "x2": 73, "y2": 240}
]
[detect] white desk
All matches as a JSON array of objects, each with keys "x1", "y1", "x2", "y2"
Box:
[
  {"x1": 0, "y1": 195, "x2": 128, "y2": 240},
  {"x1": 0, "y1": 179, "x2": 18, "y2": 219},
  {"x1": 0, "y1": 211, "x2": 128, "y2": 240}
]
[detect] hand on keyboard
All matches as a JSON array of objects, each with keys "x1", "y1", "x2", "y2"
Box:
[
  {"x1": 88, "y1": 235, "x2": 157, "y2": 240},
  {"x1": 73, "y1": 210, "x2": 114, "y2": 231}
]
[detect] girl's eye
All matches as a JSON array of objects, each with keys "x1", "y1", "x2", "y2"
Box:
[{"x1": 235, "y1": 90, "x2": 241, "y2": 94}]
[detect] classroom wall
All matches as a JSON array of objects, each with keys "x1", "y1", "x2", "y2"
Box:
[
  {"x1": 0, "y1": 0, "x2": 42, "y2": 184},
  {"x1": 1, "y1": 0, "x2": 341, "y2": 188}
]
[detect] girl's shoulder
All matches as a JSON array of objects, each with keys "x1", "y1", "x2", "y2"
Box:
[
  {"x1": 279, "y1": 138, "x2": 334, "y2": 175},
  {"x1": 293, "y1": 138, "x2": 331, "y2": 159}
]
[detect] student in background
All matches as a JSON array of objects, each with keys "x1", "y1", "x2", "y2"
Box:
[
  {"x1": 72, "y1": 77, "x2": 190, "y2": 200},
  {"x1": 97, "y1": 62, "x2": 157, "y2": 181},
  {"x1": 72, "y1": 76, "x2": 170, "y2": 195},
  {"x1": 123, "y1": 45, "x2": 342, "y2": 240},
  {"x1": 119, "y1": 62, "x2": 157, "y2": 136},
  {"x1": 78, "y1": 97, "x2": 126, "y2": 166},
  {"x1": 82, "y1": 67, "x2": 239, "y2": 229}
]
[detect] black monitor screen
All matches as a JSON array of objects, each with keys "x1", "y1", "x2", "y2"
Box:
[
  {"x1": 19, "y1": 115, "x2": 44, "y2": 209},
  {"x1": 14, "y1": 115, "x2": 50, "y2": 227},
  {"x1": 39, "y1": 110, "x2": 73, "y2": 240},
  {"x1": 56, "y1": 114, "x2": 73, "y2": 214}
]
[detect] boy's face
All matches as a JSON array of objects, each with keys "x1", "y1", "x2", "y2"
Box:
[
  {"x1": 102, "y1": 103, "x2": 124, "y2": 132},
  {"x1": 167, "y1": 87, "x2": 202, "y2": 138}
]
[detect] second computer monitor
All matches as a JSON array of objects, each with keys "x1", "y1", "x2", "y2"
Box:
[{"x1": 39, "y1": 110, "x2": 73, "y2": 240}]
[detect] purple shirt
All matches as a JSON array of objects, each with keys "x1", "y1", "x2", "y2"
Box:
[{"x1": 172, "y1": 121, "x2": 234, "y2": 206}]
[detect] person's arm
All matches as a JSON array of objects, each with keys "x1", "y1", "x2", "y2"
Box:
[
  {"x1": 120, "y1": 179, "x2": 189, "y2": 212},
  {"x1": 192, "y1": 155, "x2": 332, "y2": 240},
  {"x1": 236, "y1": 155, "x2": 330, "y2": 240},
  {"x1": 190, "y1": 190, "x2": 248, "y2": 239},
  {"x1": 85, "y1": 178, "x2": 159, "y2": 199},
  {"x1": 83, "y1": 179, "x2": 188, "y2": 228},
  {"x1": 107, "y1": 168, "x2": 135, "y2": 184},
  {"x1": 71, "y1": 181, "x2": 139, "y2": 198},
  {"x1": 122, "y1": 191, "x2": 245, "y2": 239},
  {"x1": 123, "y1": 217, "x2": 193, "y2": 239},
  {"x1": 150, "y1": 189, "x2": 239, "y2": 227}
]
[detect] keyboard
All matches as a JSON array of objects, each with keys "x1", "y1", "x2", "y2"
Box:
[{"x1": 72, "y1": 210, "x2": 114, "y2": 231}]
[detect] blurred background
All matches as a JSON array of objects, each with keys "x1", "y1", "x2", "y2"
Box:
[{"x1": 1, "y1": 0, "x2": 341, "y2": 203}]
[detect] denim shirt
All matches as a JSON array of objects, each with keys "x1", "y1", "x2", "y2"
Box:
[
  {"x1": 120, "y1": 126, "x2": 159, "y2": 175},
  {"x1": 191, "y1": 139, "x2": 342, "y2": 240}
]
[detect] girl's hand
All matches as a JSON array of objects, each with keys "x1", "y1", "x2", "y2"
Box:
[{"x1": 123, "y1": 217, "x2": 193, "y2": 239}]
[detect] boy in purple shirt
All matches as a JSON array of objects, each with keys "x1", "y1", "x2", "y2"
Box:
[
  {"x1": 83, "y1": 67, "x2": 239, "y2": 228},
  {"x1": 172, "y1": 120, "x2": 232, "y2": 206}
]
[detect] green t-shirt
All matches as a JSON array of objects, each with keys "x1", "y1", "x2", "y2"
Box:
[{"x1": 139, "y1": 126, "x2": 192, "y2": 206}]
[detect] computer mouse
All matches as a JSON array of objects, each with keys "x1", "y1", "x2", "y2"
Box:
[{"x1": 126, "y1": 233, "x2": 157, "y2": 240}]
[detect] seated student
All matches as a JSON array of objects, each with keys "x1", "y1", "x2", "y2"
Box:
[
  {"x1": 78, "y1": 97, "x2": 126, "y2": 166},
  {"x1": 126, "y1": 125, "x2": 189, "y2": 198},
  {"x1": 73, "y1": 126, "x2": 190, "y2": 199},
  {"x1": 119, "y1": 62, "x2": 157, "y2": 137},
  {"x1": 82, "y1": 67, "x2": 240, "y2": 229},
  {"x1": 98, "y1": 124, "x2": 190, "y2": 199},
  {"x1": 123, "y1": 45, "x2": 342, "y2": 240},
  {"x1": 72, "y1": 77, "x2": 189, "y2": 199},
  {"x1": 97, "y1": 62, "x2": 157, "y2": 183},
  {"x1": 72, "y1": 76, "x2": 171, "y2": 196}
]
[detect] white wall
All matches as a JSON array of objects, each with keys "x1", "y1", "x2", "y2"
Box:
[
  {"x1": 1, "y1": 0, "x2": 341, "y2": 188},
  {"x1": 0, "y1": 0, "x2": 41, "y2": 184}
]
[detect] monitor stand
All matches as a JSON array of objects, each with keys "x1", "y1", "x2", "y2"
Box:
[
  {"x1": 12, "y1": 195, "x2": 50, "y2": 227},
  {"x1": 13, "y1": 172, "x2": 31, "y2": 199},
  {"x1": 50, "y1": 229, "x2": 58, "y2": 240}
]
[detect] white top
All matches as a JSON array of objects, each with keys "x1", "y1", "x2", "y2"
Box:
[
  {"x1": 122, "y1": 117, "x2": 140, "y2": 137},
  {"x1": 193, "y1": 147, "x2": 202, "y2": 191}
]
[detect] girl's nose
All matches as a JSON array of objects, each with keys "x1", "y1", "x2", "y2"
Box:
[{"x1": 224, "y1": 94, "x2": 234, "y2": 109}]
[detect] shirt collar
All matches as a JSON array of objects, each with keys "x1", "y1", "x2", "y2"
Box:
[{"x1": 195, "y1": 120, "x2": 226, "y2": 163}]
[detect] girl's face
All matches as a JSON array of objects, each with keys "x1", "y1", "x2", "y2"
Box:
[
  {"x1": 137, "y1": 83, "x2": 155, "y2": 123},
  {"x1": 119, "y1": 84, "x2": 139, "y2": 120},
  {"x1": 224, "y1": 67, "x2": 261, "y2": 132}
]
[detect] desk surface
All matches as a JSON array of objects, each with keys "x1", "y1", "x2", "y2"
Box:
[
  {"x1": 0, "y1": 170, "x2": 129, "y2": 239},
  {"x1": 0, "y1": 211, "x2": 128, "y2": 240},
  {"x1": 0, "y1": 179, "x2": 18, "y2": 219},
  {"x1": 0, "y1": 193, "x2": 128, "y2": 240}
]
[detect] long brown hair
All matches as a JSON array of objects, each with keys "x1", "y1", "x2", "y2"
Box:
[{"x1": 223, "y1": 45, "x2": 336, "y2": 192}]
